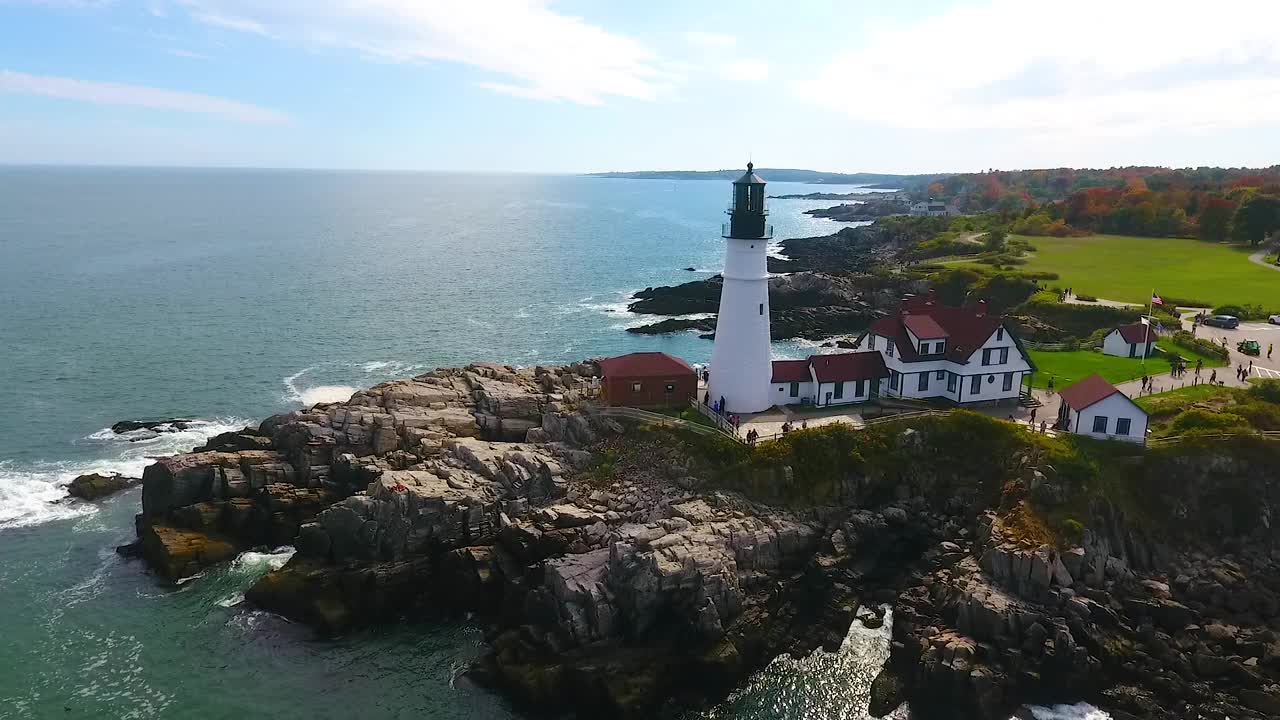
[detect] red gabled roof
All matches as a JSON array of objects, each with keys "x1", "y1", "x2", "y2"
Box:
[
  {"x1": 771, "y1": 359, "x2": 811, "y2": 383},
  {"x1": 598, "y1": 352, "x2": 695, "y2": 378},
  {"x1": 808, "y1": 352, "x2": 890, "y2": 382},
  {"x1": 869, "y1": 295, "x2": 1006, "y2": 364},
  {"x1": 1057, "y1": 373, "x2": 1122, "y2": 411},
  {"x1": 1115, "y1": 323, "x2": 1153, "y2": 344},
  {"x1": 904, "y1": 314, "x2": 948, "y2": 340}
]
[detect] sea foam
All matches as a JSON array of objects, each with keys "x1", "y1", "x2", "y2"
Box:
[
  {"x1": 283, "y1": 368, "x2": 354, "y2": 407},
  {"x1": 0, "y1": 416, "x2": 249, "y2": 531}
]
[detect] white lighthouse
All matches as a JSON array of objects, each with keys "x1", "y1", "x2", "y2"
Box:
[{"x1": 708, "y1": 163, "x2": 773, "y2": 414}]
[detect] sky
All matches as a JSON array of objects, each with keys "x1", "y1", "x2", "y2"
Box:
[{"x1": 1, "y1": 0, "x2": 1279, "y2": 174}]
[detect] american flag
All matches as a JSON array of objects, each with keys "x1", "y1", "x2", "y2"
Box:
[{"x1": 1151, "y1": 293, "x2": 1163, "y2": 306}]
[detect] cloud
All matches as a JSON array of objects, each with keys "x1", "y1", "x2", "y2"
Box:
[
  {"x1": 169, "y1": 0, "x2": 677, "y2": 105},
  {"x1": 720, "y1": 59, "x2": 768, "y2": 83},
  {"x1": 795, "y1": 0, "x2": 1280, "y2": 139},
  {"x1": 684, "y1": 31, "x2": 736, "y2": 49},
  {"x1": 0, "y1": 70, "x2": 287, "y2": 123}
]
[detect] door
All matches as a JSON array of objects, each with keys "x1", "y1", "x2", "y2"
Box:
[
  {"x1": 824, "y1": 391, "x2": 832, "y2": 405},
  {"x1": 1128, "y1": 343, "x2": 1136, "y2": 358}
]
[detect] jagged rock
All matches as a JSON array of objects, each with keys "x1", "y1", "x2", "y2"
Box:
[
  {"x1": 66, "y1": 472, "x2": 139, "y2": 500},
  {"x1": 137, "y1": 524, "x2": 238, "y2": 580}
]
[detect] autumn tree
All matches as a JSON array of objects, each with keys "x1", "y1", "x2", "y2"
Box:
[
  {"x1": 1197, "y1": 195, "x2": 1236, "y2": 242},
  {"x1": 1231, "y1": 194, "x2": 1280, "y2": 245}
]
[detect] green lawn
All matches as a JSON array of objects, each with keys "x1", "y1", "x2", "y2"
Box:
[
  {"x1": 1155, "y1": 339, "x2": 1228, "y2": 370},
  {"x1": 1029, "y1": 348, "x2": 1171, "y2": 389},
  {"x1": 1134, "y1": 383, "x2": 1234, "y2": 415},
  {"x1": 957, "y1": 234, "x2": 1278, "y2": 307}
]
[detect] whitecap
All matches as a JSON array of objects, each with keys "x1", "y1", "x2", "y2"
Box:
[
  {"x1": 282, "y1": 368, "x2": 354, "y2": 407},
  {"x1": 1024, "y1": 704, "x2": 1111, "y2": 720},
  {"x1": 1, "y1": 416, "x2": 248, "y2": 531},
  {"x1": 216, "y1": 592, "x2": 245, "y2": 608},
  {"x1": 231, "y1": 545, "x2": 295, "y2": 573}
]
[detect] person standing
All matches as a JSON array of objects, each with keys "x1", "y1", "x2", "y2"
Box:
[{"x1": 1269, "y1": 343, "x2": 1273, "y2": 360}]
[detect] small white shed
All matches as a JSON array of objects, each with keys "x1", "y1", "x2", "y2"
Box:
[
  {"x1": 1056, "y1": 374, "x2": 1148, "y2": 444},
  {"x1": 1102, "y1": 323, "x2": 1156, "y2": 359}
]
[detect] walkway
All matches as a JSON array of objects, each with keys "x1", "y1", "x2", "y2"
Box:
[{"x1": 1247, "y1": 249, "x2": 1280, "y2": 272}]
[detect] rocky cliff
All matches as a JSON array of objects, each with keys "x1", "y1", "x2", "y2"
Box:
[{"x1": 125, "y1": 366, "x2": 1280, "y2": 719}]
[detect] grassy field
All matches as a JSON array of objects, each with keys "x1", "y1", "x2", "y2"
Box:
[
  {"x1": 1155, "y1": 339, "x2": 1229, "y2": 369},
  {"x1": 956, "y1": 234, "x2": 1278, "y2": 306},
  {"x1": 1029, "y1": 348, "x2": 1171, "y2": 389},
  {"x1": 1134, "y1": 383, "x2": 1233, "y2": 415}
]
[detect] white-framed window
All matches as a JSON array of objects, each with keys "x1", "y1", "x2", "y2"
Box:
[
  {"x1": 1116, "y1": 418, "x2": 1131, "y2": 435},
  {"x1": 918, "y1": 373, "x2": 929, "y2": 391},
  {"x1": 947, "y1": 372, "x2": 957, "y2": 392},
  {"x1": 936, "y1": 370, "x2": 945, "y2": 380},
  {"x1": 856, "y1": 379, "x2": 867, "y2": 396},
  {"x1": 999, "y1": 347, "x2": 1009, "y2": 364},
  {"x1": 789, "y1": 382, "x2": 799, "y2": 397},
  {"x1": 887, "y1": 342, "x2": 895, "y2": 358},
  {"x1": 982, "y1": 348, "x2": 993, "y2": 365},
  {"x1": 997, "y1": 327, "x2": 1004, "y2": 341},
  {"x1": 834, "y1": 381, "x2": 845, "y2": 399},
  {"x1": 970, "y1": 375, "x2": 981, "y2": 394},
  {"x1": 1002, "y1": 373, "x2": 1013, "y2": 392},
  {"x1": 936, "y1": 340, "x2": 946, "y2": 354},
  {"x1": 920, "y1": 341, "x2": 930, "y2": 354},
  {"x1": 1092, "y1": 416, "x2": 1108, "y2": 433}
]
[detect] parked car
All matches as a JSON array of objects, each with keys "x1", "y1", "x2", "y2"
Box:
[
  {"x1": 1203, "y1": 314, "x2": 1240, "y2": 329},
  {"x1": 1238, "y1": 339, "x2": 1261, "y2": 356},
  {"x1": 1270, "y1": 314, "x2": 1280, "y2": 325}
]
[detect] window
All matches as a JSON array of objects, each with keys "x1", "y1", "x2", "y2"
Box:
[
  {"x1": 833, "y1": 381, "x2": 845, "y2": 399},
  {"x1": 890, "y1": 371, "x2": 900, "y2": 391},
  {"x1": 1092, "y1": 416, "x2": 1108, "y2": 433},
  {"x1": 997, "y1": 327, "x2": 1004, "y2": 341},
  {"x1": 947, "y1": 372, "x2": 957, "y2": 392},
  {"x1": 868, "y1": 335, "x2": 876, "y2": 350},
  {"x1": 886, "y1": 342, "x2": 895, "y2": 358},
  {"x1": 856, "y1": 379, "x2": 866, "y2": 397},
  {"x1": 918, "y1": 372, "x2": 929, "y2": 392},
  {"x1": 919, "y1": 341, "x2": 930, "y2": 354},
  {"x1": 936, "y1": 341, "x2": 945, "y2": 354},
  {"x1": 970, "y1": 375, "x2": 981, "y2": 394},
  {"x1": 789, "y1": 382, "x2": 799, "y2": 397},
  {"x1": 759, "y1": 303, "x2": 764, "y2": 316},
  {"x1": 1002, "y1": 372, "x2": 1013, "y2": 392},
  {"x1": 665, "y1": 383, "x2": 676, "y2": 394},
  {"x1": 981, "y1": 348, "x2": 993, "y2": 365},
  {"x1": 631, "y1": 382, "x2": 642, "y2": 393},
  {"x1": 1116, "y1": 418, "x2": 1131, "y2": 436},
  {"x1": 936, "y1": 370, "x2": 945, "y2": 380},
  {"x1": 999, "y1": 347, "x2": 1009, "y2": 364}
]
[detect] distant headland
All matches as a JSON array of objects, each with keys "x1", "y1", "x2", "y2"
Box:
[{"x1": 584, "y1": 168, "x2": 948, "y2": 188}]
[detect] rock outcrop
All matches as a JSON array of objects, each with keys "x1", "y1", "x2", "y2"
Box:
[{"x1": 66, "y1": 472, "x2": 139, "y2": 500}]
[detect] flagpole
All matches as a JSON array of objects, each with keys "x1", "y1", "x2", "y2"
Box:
[{"x1": 1143, "y1": 289, "x2": 1153, "y2": 368}]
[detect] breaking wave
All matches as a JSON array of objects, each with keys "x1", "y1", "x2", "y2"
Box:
[
  {"x1": 0, "y1": 417, "x2": 250, "y2": 531},
  {"x1": 283, "y1": 368, "x2": 354, "y2": 407}
]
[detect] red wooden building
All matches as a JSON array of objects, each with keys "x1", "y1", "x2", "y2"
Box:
[{"x1": 598, "y1": 352, "x2": 697, "y2": 409}]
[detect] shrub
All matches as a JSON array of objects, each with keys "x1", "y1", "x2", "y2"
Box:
[
  {"x1": 1247, "y1": 379, "x2": 1280, "y2": 404},
  {"x1": 1168, "y1": 330, "x2": 1230, "y2": 361},
  {"x1": 1159, "y1": 295, "x2": 1213, "y2": 308},
  {"x1": 1074, "y1": 294, "x2": 1097, "y2": 302},
  {"x1": 1212, "y1": 304, "x2": 1275, "y2": 321},
  {"x1": 1166, "y1": 409, "x2": 1252, "y2": 436}
]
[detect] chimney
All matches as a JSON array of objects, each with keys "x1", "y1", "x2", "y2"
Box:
[
  {"x1": 975, "y1": 300, "x2": 987, "y2": 317},
  {"x1": 926, "y1": 288, "x2": 936, "y2": 305}
]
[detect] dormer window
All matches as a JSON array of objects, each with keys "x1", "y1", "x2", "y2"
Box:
[
  {"x1": 886, "y1": 341, "x2": 895, "y2": 358},
  {"x1": 919, "y1": 341, "x2": 930, "y2": 354},
  {"x1": 935, "y1": 340, "x2": 945, "y2": 354}
]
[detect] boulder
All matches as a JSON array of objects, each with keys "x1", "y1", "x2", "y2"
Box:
[{"x1": 66, "y1": 473, "x2": 139, "y2": 500}]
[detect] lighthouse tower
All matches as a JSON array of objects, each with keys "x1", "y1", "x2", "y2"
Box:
[{"x1": 708, "y1": 163, "x2": 773, "y2": 414}]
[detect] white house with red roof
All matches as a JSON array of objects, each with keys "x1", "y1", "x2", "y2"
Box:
[
  {"x1": 769, "y1": 352, "x2": 890, "y2": 407},
  {"x1": 856, "y1": 291, "x2": 1035, "y2": 404},
  {"x1": 1055, "y1": 374, "x2": 1147, "y2": 444},
  {"x1": 1101, "y1": 323, "x2": 1156, "y2": 359}
]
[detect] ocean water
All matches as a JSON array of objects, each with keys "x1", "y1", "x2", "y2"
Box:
[{"x1": 0, "y1": 168, "x2": 1103, "y2": 719}]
